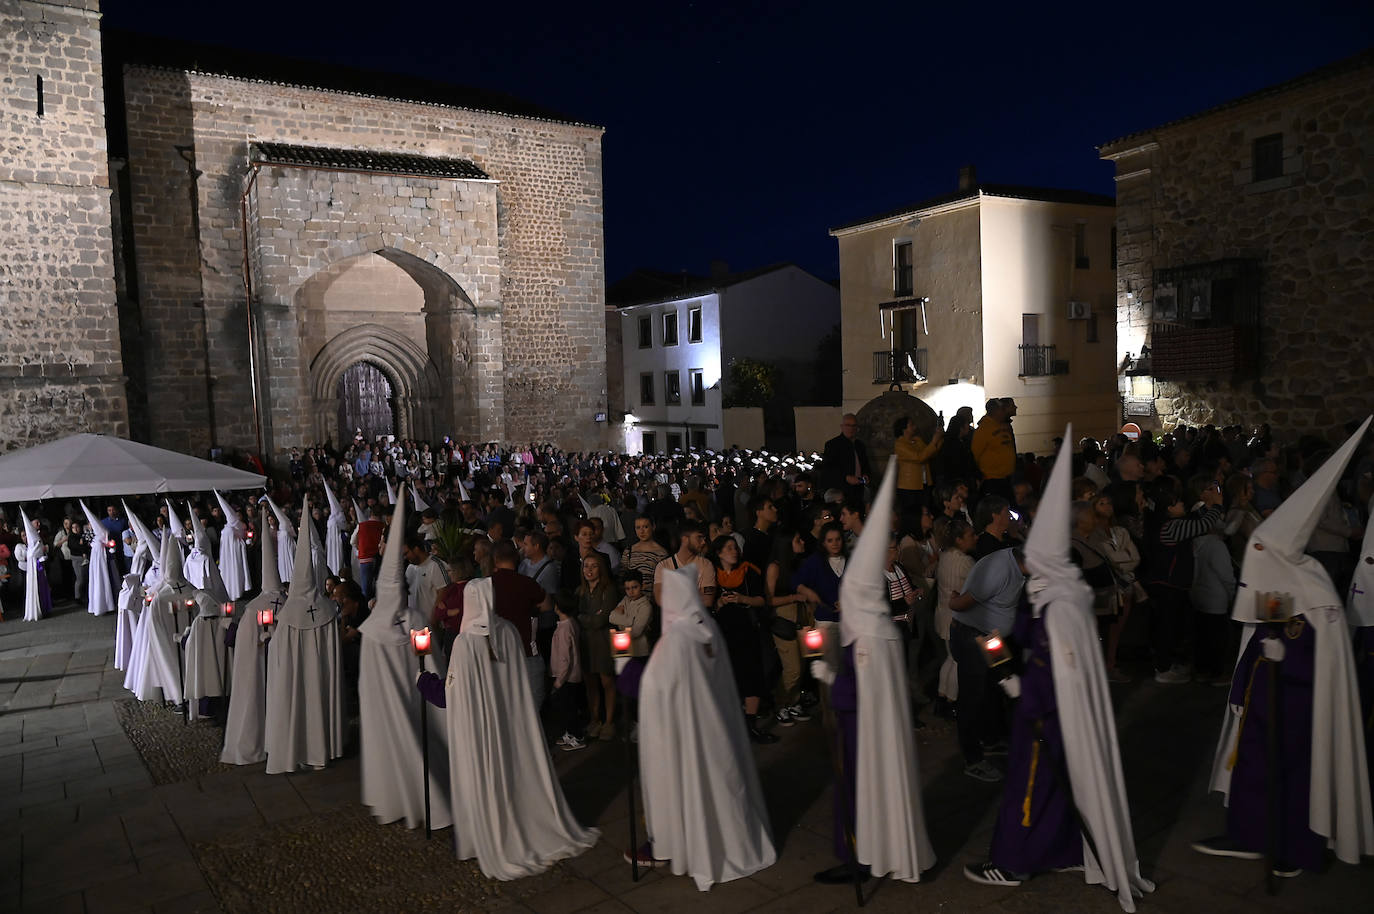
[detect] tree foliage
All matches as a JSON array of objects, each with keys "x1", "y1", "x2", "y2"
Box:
[{"x1": 722, "y1": 357, "x2": 780, "y2": 408}]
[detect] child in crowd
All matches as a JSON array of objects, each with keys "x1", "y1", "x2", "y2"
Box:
[
  {"x1": 551, "y1": 601, "x2": 586, "y2": 751},
  {"x1": 610, "y1": 571, "x2": 655, "y2": 738}
]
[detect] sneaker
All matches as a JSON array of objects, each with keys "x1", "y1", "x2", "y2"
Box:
[
  {"x1": 774, "y1": 708, "x2": 796, "y2": 727},
  {"x1": 560, "y1": 736, "x2": 587, "y2": 752},
  {"x1": 964, "y1": 760, "x2": 1003, "y2": 783},
  {"x1": 1106, "y1": 668, "x2": 1131, "y2": 684},
  {"x1": 1271, "y1": 862, "x2": 1302, "y2": 878},
  {"x1": 554, "y1": 732, "x2": 573, "y2": 748},
  {"x1": 749, "y1": 726, "x2": 780, "y2": 745},
  {"x1": 1154, "y1": 667, "x2": 1191, "y2": 684},
  {"x1": 1190, "y1": 835, "x2": 1262, "y2": 860},
  {"x1": 623, "y1": 842, "x2": 668, "y2": 868},
  {"x1": 786, "y1": 703, "x2": 812, "y2": 722},
  {"x1": 964, "y1": 862, "x2": 1025, "y2": 886}
]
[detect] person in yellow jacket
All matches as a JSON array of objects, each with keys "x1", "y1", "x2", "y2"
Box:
[
  {"x1": 971, "y1": 399, "x2": 1017, "y2": 503},
  {"x1": 894, "y1": 416, "x2": 943, "y2": 513}
]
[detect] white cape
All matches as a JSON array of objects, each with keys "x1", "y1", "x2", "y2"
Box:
[
  {"x1": 79, "y1": 502, "x2": 117, "y2": 617},
  {"x1": 124, "y1": 586, "x2": 186, "y2": 704},
  {"x1": 183, "y1": 593, "x2": 227, "y2": 717},
  {"x1": 263, "y1": 619, "x2": 343, "y2": 773},
  {"x1": 444, "y1": 587, "x2": 598, "y2": 879},
  {"x1": 215, "y1": 492, "x2": 251, "y2": 601},
  {"x1": 221, "y1": 594, "x2": 272, "y2": 765},
  {"x1": 638, "y1": 568, "x2": 778, "y2": 890},
  {"x1": 114, "y1": 574, "x2": 142, "y2": 672}
]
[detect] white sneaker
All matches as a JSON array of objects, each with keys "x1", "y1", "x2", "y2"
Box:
[
  {"x1": 786, "y1": 703, "x2": 812, "y2": 722},
  {"x1": 560, "y1": 736, "x2": 587, "y2": 752},
  {"x1": 555, "y1": 733, "x2": 573, "y2": 748},
  {"x1": 1154, "y1": 666, "x2": 1191, "y2": 684},
  {"x1": 774, "y1": 708, "x2": 796, "y2": 727}
]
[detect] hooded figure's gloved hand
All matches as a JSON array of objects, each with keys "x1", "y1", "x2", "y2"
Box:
[
  {"x1": 999, "y1": 673, "x2": 1022, "y2": 699},
  {"x1": 810, "y1": 659, "x2": 835, "y2": 685},
  {"x1": 1261, "y1": 637, "x2": 1285, "y2": 663}
]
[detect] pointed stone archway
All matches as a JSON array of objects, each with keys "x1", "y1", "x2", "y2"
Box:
[{"x1": 309, "y1": 324, "x2": 442, "y2": 444}]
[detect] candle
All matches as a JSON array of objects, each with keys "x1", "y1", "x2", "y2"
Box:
[
  {"x1": 800, "y1": 626, "x2": 824, "y2": 657},
  {"x1": 610, "y1": 629, "x2": 632, "y2": 656},
  {"x1": 223, "y1": 602, "x2": 234, "y2": 617},
  {"x1": 410, "y1": 627, "x2": 432, "y2": 656},
  {"x1": 257, "y1": 607, "x2": 274, "y2": 627},
  {"x1": 979, "y1": 630, "x2": 1011, "y2": 667}
]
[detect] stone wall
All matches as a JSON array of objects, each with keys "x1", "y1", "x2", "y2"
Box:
[
  {"x1": 0, "y1": 0, "x2": 127, "y2": 452},
  {"x1": 1103, "y1": 56, "x2": 1374, "y2": 435},
  {"x1": 121, "y1": 66, "x2": 606, "y2": 461}
]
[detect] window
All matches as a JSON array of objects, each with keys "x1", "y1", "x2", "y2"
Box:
[
  {"x1": 689, "y1": 369, "x2": 705, "y2": 406},
  {"x1": 1022, "y1": 313, "x2": 1040, "y2": 347},
  {"x1": 662, "y1": 311, "x2": 678, "y2": 346},
  {"x1": 1252, "y1": 133, "x2": 1283, "y2": 182},
  {"x1": 664, "y1": 370, "x2": 681, "y2": 405},
  {"x1": 1074, "y1": 223, "x2": 1089, "y2": 269},
  {"x1": 639, "y1": 372, "x2": 655, "y2": 405},
  {"x1": 690, "y1": 430, "x2": 707, "y2": 451},
  {"x1": 895, "y1": 309, "x2": 918, "y2": 350},
  {"x1": 1087, "y1": 311, "x2": 1100, "y2": 343},
  {"x1": 893, "y1": 241, "x2": 913, "y2": 296},
  {"x1": 637, "y1": 315, "x2": 652, "y2": 348},
  {"x1": 666, "y1": 432, "x2": 683, "y2": 452},
  {"x1": 35, "y1": 75, "x2": 44, "y2": 117},
  {"x1": 641, "y1": 432, "x2": 657, "y2": 455},
  {"x1": 688, "y1": 306, "x2": 702, "y2": 343}
]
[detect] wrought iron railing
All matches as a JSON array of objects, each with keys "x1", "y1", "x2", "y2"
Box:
[
  {"x1": 1018, "y1": 344, "x2": 1066, "y2": 377},
  {"x1": 872, "y1": 348, "x2": 928, "y2": 385}
]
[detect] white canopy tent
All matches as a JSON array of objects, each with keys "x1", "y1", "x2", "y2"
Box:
[{"x1": 0, "y1": 434, "x2": 265, "y2": 501}]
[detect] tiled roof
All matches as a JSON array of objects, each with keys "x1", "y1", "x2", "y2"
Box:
[
  {"x1": 830, "y1": 184, "x2": 1114, "y2": 234},
  {"x1": 1099, "y1": 47, "x2": 1374, "y2": 153},
  {"x1": 609, "y1": 263, "x2": 800, "y2": 308},
  {"x1": 252, "y1": 142, "x2": 490, "y2": 180}
]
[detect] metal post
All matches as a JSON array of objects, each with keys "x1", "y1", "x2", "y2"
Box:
[
  {"x1": 626, "y1": 694, "x2": 640, "y2": 881},
  {"x1": 420, "y1": 656, "x2": 432, "y2": 840}
]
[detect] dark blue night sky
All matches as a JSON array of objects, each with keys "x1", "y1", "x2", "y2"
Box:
[{"x1": 102, "y1": 0, "x2": 1371, "y2": 284}]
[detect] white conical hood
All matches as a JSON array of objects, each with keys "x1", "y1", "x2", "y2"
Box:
[
  {"x1": 460, "y1": 578, "x2": 493, "y2": 637},
  {"x1": 1235, "y1": 415, "x2": 1372, "y2": 622},
  {"x1": 165, "y1": 499, "x2": 187, "y2": 547},
  {"x1": 79, "y1": 501, "x2": 110, "y2": 550},
  {"x1": 359, "y1": 489, "x2": 409, "y2": 643},
  {"x1": 409, "y1": 481, "x2": 428, "y2": 512},
  {"x1": 839, "y1": 456, "x2": 900, "y2": 646},
  {"x1": 524, "y1": 476, "x2": 537, "y2": 505},
  {"x1": 1023, "y1": 426, "x2": 1089, "y2": 617},
  {"x1": 258, "y1": 506, "x2": 282, "y2": 593},
  {"x1": 277, "y1": 495, "x2": 335, "y2": 629},
  {"x1": 187, "y1": 500, "x2": 210, "y2": 552},
  {"x1": 155, "y1": 517, "x2": 189, "y2": 596},
  {"x1": 122, "y1": 499, "x2": 155, "y2": 555},
  {"x1": 456, "y1": 478, "x2": 471, "y2": 503},
  {"x1": 352, "y1": 498, "x2": 369, "y2": 521},
  {"x1": 660, "y1": 563, "x2": 713, "y2": 644},
  {"x1": 213, "y1": 489, "x2": 241, "y2": 527},
  {"x1": 578, "y1": 493, "x2": 594, "y2": 517},
  {"x1": 323, "y1": 483, "x2": 344, "y2": 521},
  {"x1": 266, "y1": 496, "x2": 294, "y2": 538},
  {"x1": 385, "y1": 479, "x2": 396, "y2": 505},
  {"x1": 19, "y1": 505, "x2": 37, "y2": 550},
  {"x1": 1349, "y1": 513, "x2": 1374, "y2": 627}
]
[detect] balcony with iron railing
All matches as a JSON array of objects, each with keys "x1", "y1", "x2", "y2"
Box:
[
  {"x1": 873, "y1": 348, "x2": 928, "y2": 387},
  {"x1": 1018, "y1": 344, "x2": 1068, "y2": 378}
]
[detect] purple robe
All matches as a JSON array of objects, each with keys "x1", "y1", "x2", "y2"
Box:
[
  {"x1": 1224, "y1": 618, "x2": 1325, "y2": 869},
  {"x1": 36, "y1": 559, "x2": 52, "y2": 617},
  {"x1": 831, "y1": 645, "x2": 858, "y2": 863},
  {"x1": 990, "y1": 611, "x2": 1082, "y2": 873}
]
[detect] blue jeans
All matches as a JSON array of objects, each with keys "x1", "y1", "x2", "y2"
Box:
[{"x1": 358, "y1": 559, "x2": 376, "y2": 600}]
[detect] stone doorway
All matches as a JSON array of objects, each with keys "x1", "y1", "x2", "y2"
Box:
[{"x1": 336, "y1": 361, "x2": 396, "y2": 443}]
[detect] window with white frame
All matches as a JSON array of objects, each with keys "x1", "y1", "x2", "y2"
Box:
[
  {"x1": 637, "y1": 315, "x2": 652, "y2": 348},
  {"x1": 688, "y1": 306, "x2": 702, "y2": 343},
  {"x1": 893, "y1": 241, "x2": 913, "y2": 296},
  {"x1": 689, "y1": 368, "x2": 705, "y2": 406},
  {"x1": 639, "y1": 372, "x2": 655, "y2": 405},
  {"x1": 664, "y1": 370, "x2": 681, "y2": 405},
  {"x1": 662, "y1": 311, "x2": 678, "y2": 346}
]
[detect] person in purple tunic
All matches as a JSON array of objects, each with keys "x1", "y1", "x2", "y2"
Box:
[
  {"x1": 966, "y1": 428, "x2": 1154, "y2": 912},
  {"x1": 1201, "y1": 415, "x2": 1374, "y2": 876}
]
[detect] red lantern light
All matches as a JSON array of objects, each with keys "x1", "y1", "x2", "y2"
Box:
[
  {"x1": 185, "y1": 599, "x2": 195, "y2": 608},
  {"x1": 801, "y1": 626, "x2": 824, "y2": 657},
  {"x1": 610, "y1": 629, "x2": 632, "y2": 657},
  {"x1": 979, "y1": 630, "x2": 1011, "y2": 668},
  {"x1": 223, "y1": 602, "x2": 234, "y2": 617},
  {"x1": 247, "y1": 530, "x2": 254, "y2": 541},
  {"x1": 410, "y1": 627, "x2": 432, "y2": 656},
  {"x1": 258, "y1": 607, "x2": 274, "y2": 627}
]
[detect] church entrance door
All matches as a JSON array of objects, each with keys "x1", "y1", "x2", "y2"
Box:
[{"x1": 337, "y1": 361, "x2": 395, "y2": 443}]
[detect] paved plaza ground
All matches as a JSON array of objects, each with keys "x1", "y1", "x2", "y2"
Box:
[{"x1": 2, "y1": 600, "x2": 1372, "y2": 913}]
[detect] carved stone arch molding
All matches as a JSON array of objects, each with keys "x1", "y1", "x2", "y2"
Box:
[{"x1": 310, "y1": 323, "x2": 443, "y2": 443}]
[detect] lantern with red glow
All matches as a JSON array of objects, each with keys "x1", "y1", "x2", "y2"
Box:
[
  {"x1": 222, "y1": 602, "x2": 234, "y2": 618},
  {"x1": 978, "y1": 630, "x2": 1011, "y2": 669},
  {"x1": 410, "y1": 627, "x2": 433, "y2": 656},
  {"x1": 800, "y1": 626, "x2": 825, "y2": 658},
  {"x1": 246, "y1": 529, "x2": 255, "y2": 542},
  {"x1": 184, "y1": 599, "x2": 196, "y2": 610},
  {"x1": 257, "y1": 606, "x2": 275, "y2": 627},
  {"x1": 106, "y1": 539, "x2": 117, "y2": 555},
  {"x1": 610, "y1": 628, "x2": 632, "y2": 659}
]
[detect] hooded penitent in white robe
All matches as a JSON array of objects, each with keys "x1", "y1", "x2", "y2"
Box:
[
  {"x1": 123, "y1": 502, "x2": 161, "y2": 589},
  {"x1": 444, "y1": 577, "x2": 599, "y2": 878},
  {"x1": 79, "y1": 501, "x2": 117, "y2": 618},
  {"x1": 323, "y1": 484, "x2": 348, "y2": 577},
  {"x1": 222, "y1": 508, "x2": 279, "y2": 766},
  {"x1": 1023, "y1": 429, "x2": 1154, "y2": 911},
  {"x1": 409, "y1": 481, "x2": 429, "y2": 512},
  {"x1": 264, "y1": 496, "x2": 343, "y2": 774},
  {"x1": 1349, "y1": 512, "x2": 1374, "y2": 628},
  {"x1": 183, "y1": 501, "x2": 219, "y2": 595},
  {"x1": 1209, "y1": 415, "x2": 1374, "y2": 865},
  {"x1": 214, "y1": 490, "x2": 251, "y2": 600},
  {"x1": 19, "y1": 507, "x2": 47, "y2": 622},
  {"x1": 266, "y1": 497, "x2": 295, "y2": 585},
  {"x1": 837, "y1": 457, "x2": 936, "y2": 883},
  {"x1": 125, "y1": 529, "x2": 190, "y2": 704},
  {"x1": 385, "y1": 479, "x2": 397, "y2": 506},
  {"x1": 164, "y1": 500, "x2": 189, "y2": 562},
  {"x1": 183, "y1": 590, "x2": 228, "y2": 719},
  {"x1": 359, "y1": 492, "x2": 453, "y2": 829},
  {"x1": 115, "y1": 573, "x2": 143, "y2": 672},
  {"x1": 639, "y1": 564, "x2": 777, "y2": 890}
]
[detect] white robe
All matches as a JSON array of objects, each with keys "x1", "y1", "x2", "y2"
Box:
[
  {"x1": 638, "y1": 595, "x2": 777, "y2": 890},
  {"x1": 326, "y1": 515, "x2": 347, "y2": 577},
  {"x1": 358, "y1": 606, "x2": 453, "y2": 829},
  {"x1": 80, "y1": 504, "x2": 118, "y2": 617},
  {"x1": 183, "y1": 594, "x2": 227, "y2": 718},
  {"x1": 221, "y1": 590, "x2": 277, "y2": 765},
  {"x1": 444, "y1": 609, "x2": 598, "y2": 878},
  {"x1": 276, "y1": 527, "x2": 295, "y2": 585},
  {"x1": 20, "y1": 540, "x2": 45, "y2": 623},
  {"x1": 263, "y1": 613, "x2": 344, "y2": 774},
  {"x1": 114, "y1": 575, "x2": 142, "y2": 672},
  {"x1": 124, "y1": 589, "x2": 186, "y2": 704},
  {"x1": 219, "y1": 517, "x2": 251, "y2": 600}
]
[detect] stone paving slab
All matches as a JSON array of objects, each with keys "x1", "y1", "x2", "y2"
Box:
[{"x1": 3, "y1": 601, "x2": 1373, "y2": 913}]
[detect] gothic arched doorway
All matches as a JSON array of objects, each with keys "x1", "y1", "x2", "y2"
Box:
[{"x1": 336, "y1": 361, "x2": 396, "y2": 443}]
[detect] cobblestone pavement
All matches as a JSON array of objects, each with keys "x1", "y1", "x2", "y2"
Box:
[{"x1": 3, "y1": 601, "x2": 1372, "y2": 913}]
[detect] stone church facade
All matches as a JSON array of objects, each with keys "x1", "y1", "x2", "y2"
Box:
[
  {"x1": 2, "y1": 0, "x2": 608, "y2": 460},
  {"x1": 1099, "y1": 51, "x2": 1373, "y2": 434}
]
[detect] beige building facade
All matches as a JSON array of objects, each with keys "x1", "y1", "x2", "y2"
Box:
[
  {"x1": 1100, "y1": 50, "x2": 1373, "y2": 434},
  {"x1": 831, "y1": 177, "x2": 1117, "y2": 455}
]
